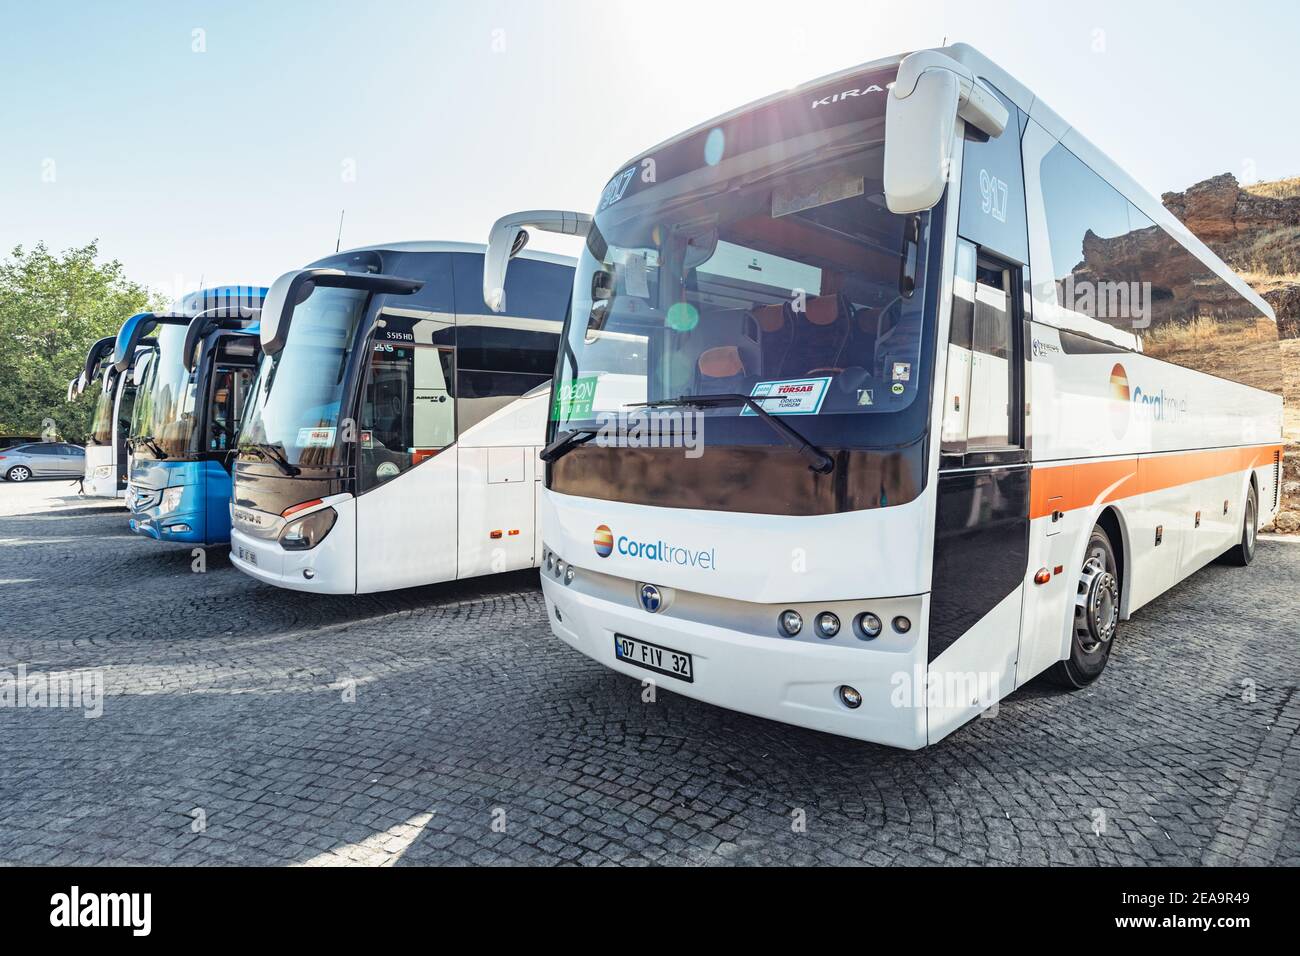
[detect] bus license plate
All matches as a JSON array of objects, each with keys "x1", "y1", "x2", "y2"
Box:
[
  {"x1": 613, "y1": 634, "x2": 693, "y2": 682},
  {"x1": 236, "y1": 546, "x2": 258, "y2": 566}
]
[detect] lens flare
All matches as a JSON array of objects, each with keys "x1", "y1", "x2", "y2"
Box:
[{"x1": 666, "y1": 301, "x2": 700, "y2": 332}]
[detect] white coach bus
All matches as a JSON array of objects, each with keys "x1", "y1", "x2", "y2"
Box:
[
  {"x1": 69, "y1": 334, "x2": 153, "y2": 497},
  {"x1": 229, "y1": 242, "x2": 574, "y2": 593},
  {"x1": 485, "y1": 44, "x2": 1282, "y2": 749}
]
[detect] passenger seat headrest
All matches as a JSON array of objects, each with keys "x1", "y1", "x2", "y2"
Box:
[
  {"x1": 752, "y1": 303, "x2": 787, "y2": 333},
  {"x1": 698, "y1": 346, "x2": 746, "y2": 379},
  {"x1": 802, "y1": 296, "x2": 840, "y2": 327}
]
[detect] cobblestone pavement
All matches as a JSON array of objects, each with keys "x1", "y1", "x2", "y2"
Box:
[{"x1": 0, "y1": 480, "x2": 1297, "y2": 866}]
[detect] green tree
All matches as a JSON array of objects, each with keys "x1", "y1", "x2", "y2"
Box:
[{"x1": 0, "y1": 242, "x2": 162, "y2": 443}]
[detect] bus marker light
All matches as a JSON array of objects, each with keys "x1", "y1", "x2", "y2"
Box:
[
  {"x1": 1054, "y1": 565, "x2": 1064, "y2": 575},
  {"x1": 892, "y1": 615, "x2": 911, "y2": 634},
  {"x1": 1034, "y1": 568, "x2": 1051, "y2": 584},
  {"x1": 564, "y1": 566, "x2": 576, "y2": 585},
  {"x1": 282, "y1": 498, "x2": 323, "y2": 519},
  {"x1": 815, "y1": 612, "x2": 841, "y2": 639},
  {"x1": 555, "y1": 560, "x2": 567, "y2": 578},
  {"x1": 779, "y1": 610, "x2": 803, "y2": 637},
  {"x1": 490, "y1": 530, "x2": 503, "y2": 539},
  {"x1": 839, "y1": 686, "x2": 863, "y2": 709},
  {"x1": 508, "y1": 529, "x2": 520, "y2": 536}
]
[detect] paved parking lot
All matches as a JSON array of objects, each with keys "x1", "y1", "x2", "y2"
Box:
[{"x1": 0, "y1": 479, "x2": 1297, "y2": 866}]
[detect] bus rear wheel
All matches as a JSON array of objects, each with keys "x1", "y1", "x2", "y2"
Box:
[
  {"x1": 1049, "y1": 526, "x2": 1120, "y2": 690},
  {"x1": 1220, "y1": 484, "x2": 1257, "y2": 567}
]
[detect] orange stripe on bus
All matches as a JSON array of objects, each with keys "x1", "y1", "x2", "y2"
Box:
[{"x1": 1029, "y1": 445, "x2": 1281, "y2": 520}]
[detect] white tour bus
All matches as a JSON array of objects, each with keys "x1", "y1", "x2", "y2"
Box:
[
  {"x1": 230, "y1": 242, "x2": 575, "y2": 593},
  {"x1": 485, "y1": 44, "x2": 1282, "y2": 749},
  {"x1": 68, "y1": 334, "x2": 154, "y2": 497}
]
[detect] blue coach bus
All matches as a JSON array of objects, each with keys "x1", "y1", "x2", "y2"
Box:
[{"x1": 112, "y1": 286, "x2": 268, "y2": 545}]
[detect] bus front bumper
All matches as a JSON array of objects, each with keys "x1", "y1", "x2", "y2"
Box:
[
  {"x1": 229, "y1": 516, "x2": 356, "y2": 594},
  {"x1": 540, "y1": 575, "x2": 931, "y2": 750}
]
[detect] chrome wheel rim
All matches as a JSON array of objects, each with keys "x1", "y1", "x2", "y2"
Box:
[{"x1": 1074, "y1": 551, "x2": 1118, "y2": 655}]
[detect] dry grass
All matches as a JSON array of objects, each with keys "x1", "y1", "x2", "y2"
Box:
[
  {"x1": 1244, "y1": 177, "x2": 1300, "y2": 200},
  {"x1": 1231, "y1": 225, "x2": 1300, "y2": 277}
]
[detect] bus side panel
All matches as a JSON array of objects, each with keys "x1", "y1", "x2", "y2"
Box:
[{"x1": 457, "y1": 445, "x2": 536, "y2": 578}]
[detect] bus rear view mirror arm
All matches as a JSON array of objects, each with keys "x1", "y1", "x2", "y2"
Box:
[
  {"x1": 259, "y1": 268, "x2": 424, "y2": 357},
  {"x1": 883, "y1": 50, "x2": 1009, "y2": 214},
  {"x1": 484, "y1": 210, "x2": 592, "y2": 313}
]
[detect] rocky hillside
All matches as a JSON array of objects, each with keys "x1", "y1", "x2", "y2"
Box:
[{"x1": 1160, "y1": 173, "x2": 1300, "y2": 530}]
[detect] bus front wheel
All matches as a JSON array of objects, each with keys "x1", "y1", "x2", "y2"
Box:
[{"x1": 1049, "y1": 526, "x2": 1120, "y2": 690}]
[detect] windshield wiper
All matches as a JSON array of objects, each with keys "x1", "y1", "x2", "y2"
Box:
[
  {"x1": 241, "y1": 441, "x2": 300, "y2": 477},
  {"x1": 539, "y1": 429, "x2": 598, "y2": 464},
  {"x1": 629, "y1": 393, "x2": 835, "y2": 474},
  {"x1": 132, "y1": 435, "x2": 168, "y2": 460}
]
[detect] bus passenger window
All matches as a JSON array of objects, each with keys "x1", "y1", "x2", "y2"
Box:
[{"x1": 359, "y1": 343, "x2": 455, "y2": 490}]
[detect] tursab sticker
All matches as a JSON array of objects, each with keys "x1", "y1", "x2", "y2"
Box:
[
  {"x1": 297, "y1": 427, "x2": 336, "y2": 448},
  {"x1": 743, "y1": 376, "x2": 831, "y2": 416}
]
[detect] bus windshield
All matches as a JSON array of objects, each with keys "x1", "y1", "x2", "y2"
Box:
[
  {"x1": 238, "y1": 286, "x2": 370, "y2": 469},
  {"x1": 130, "y1": 324, "x2": 199, "y2": 460},
  {"x1": 556, "y1": 138, "x2": 936, "y2": 453}
]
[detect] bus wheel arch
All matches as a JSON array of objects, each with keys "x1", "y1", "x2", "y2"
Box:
[
  {"x1": 1094, "y1": 506, "x2": 1128, "y2": 619},
  {"x1": 1220, "y1": 475, "x2": 1259, "y2": 567}
]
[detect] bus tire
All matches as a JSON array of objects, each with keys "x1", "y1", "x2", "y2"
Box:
[
  {"x1": 1048, "y1": 526, "x2": 1120, "y2": 690},
  {"x1": 5, "y1": 465, "x2": 32, "y2": 482},
  {"x1": 1220, "y1": 484, "x2": 1258, "y2": 567}
]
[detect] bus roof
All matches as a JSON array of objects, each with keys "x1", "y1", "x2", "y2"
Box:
[
  {"x1": 329, "y1": 240, "x2": 575, "y2": 269},
  {"x1": 614, "y1": 43, "x2": 1273, "y2": 323}
]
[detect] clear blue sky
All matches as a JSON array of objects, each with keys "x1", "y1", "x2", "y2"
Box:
[{"x1": 1, "y1": 0, "x2": 1296, "y2": 298}]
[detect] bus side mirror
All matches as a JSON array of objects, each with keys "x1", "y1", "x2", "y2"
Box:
[
  {"x1": 883, "y1": 51, "x2": 1009, "y2": 214},
  {"x1": 484, "y1": 210, "x2": 591, "y2": 313}
]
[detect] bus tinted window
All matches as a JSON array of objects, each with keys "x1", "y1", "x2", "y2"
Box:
[
  {"x1": 457, "y1": 324, "x2": 560, "y2": 377},
  {"x1": 1040, "y1": 143, "x2": 1279, "y2": 394},
  {"x1": 378, "y1": 252, "x2": 455, "y2": 315},
  {"x1": 453, "y1": 253, "x2": 573, "y2": 323}
]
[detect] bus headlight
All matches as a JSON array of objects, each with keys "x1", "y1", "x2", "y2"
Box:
[
  {"x1": 280, "y1": 507, "x2": 338, "y2": 551},
  {"x1": 814, "y1": 612, "x2": 841, "y2": 639},
  {"x1": 854, "y1": 612, "x2": 883, "y2": 640},
  {"x1": 779, "y1": 609, "x2": 803, "y2": 637},
  {"x1": 160, "y1": 486, "x2": 184, "y2": 515}
]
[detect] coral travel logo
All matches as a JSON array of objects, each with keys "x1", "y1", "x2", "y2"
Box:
[
  {"x1": 1109, "y1": 363, "x2": 1131, "y2": 439},
  {"x1": 594, "y1": 524, "x2": 718, "y2": 570}
]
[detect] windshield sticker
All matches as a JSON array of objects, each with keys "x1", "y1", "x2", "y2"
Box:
[
  {"x1": 297, "y1": 427, "x2": 336, "y2": 448},
  {"x1": 552, "y1": 375, "x2": 599, "y2": 421},
  {"x1": 857, "y1": 389, "x2": 874, "y2": 406},
  {"x1": 743, "y1": 376, "x2": 831, "y2": 416},
  {"x1": 891, "y1": 362, "x2": 911, "y2": 382},
  {"x1": 891, "y1": 382, "x2": 905, "y2": 395}
]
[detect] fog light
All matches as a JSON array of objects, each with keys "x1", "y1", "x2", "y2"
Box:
[
  {"x1": 564, "y1": 566, "x2": 575, "y2": 585},
  {"x1": 893, "y1": 615, "x2": 912, "y2": 634},
  {"x1": 166, "y1": 523, "x2": 191, "y2": 533},
  {"x1": 814, "y1": 612, "x2": 840, "y2": 639},
  {"x1": 839, "y1": 685, "x2": 863, "y2": 709},
  {"x1": 303, "y1": 569, "x2": 315, "y2": 580},
  {"x1": 779, "y1": 609, "x2": 803, "y2": 637}
]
